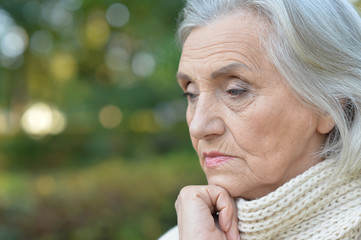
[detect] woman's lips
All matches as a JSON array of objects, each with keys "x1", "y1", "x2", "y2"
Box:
[{"x1": 203, "y1": 152, "x2": 233, "y2": 168}]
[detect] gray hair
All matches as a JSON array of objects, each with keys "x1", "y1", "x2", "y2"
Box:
[{"x1": 177, "y1": 0, "x2": 361, "y2": 176}]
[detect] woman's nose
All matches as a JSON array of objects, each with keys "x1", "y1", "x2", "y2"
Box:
[{"x1": 188, "y1": 96, "x2": 225, "y2": 140}]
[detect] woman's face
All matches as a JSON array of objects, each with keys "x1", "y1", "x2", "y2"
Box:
[{"x1": 177, "y1": 13, "x2": 332, "y2": 200}]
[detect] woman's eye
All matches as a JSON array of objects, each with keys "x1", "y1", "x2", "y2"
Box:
[
  {"x1": 226, "y1": 88, "x2": 247, "y2": 96},
  {"x1": 183, "y1": 91, "x2": 197, "y2": 100}
]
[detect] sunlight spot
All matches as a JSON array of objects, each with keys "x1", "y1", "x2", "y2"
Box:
[
  {"x1": 51, "y1": 3, "x2": 73, "y2": 28},
  {"x1": 50, "y1": 52, "x2": 78, "y2": 81},
  {"x1": 99, "y1": 105, "x2": 122, "y2": 129},
  {"x1": 85, "y1": 12, "x2": 110, "y2": 49},
  {"x1": 131, "y1": 52, "x2": 156, "y2": 78},
  {"x1": 20, "y1": 102, "x2": 67, "y2": 138},
  {"x1": 0, "y1": 27, "x2": 28, "y2": 58},
  {"x1": 106, "y1": 3, "x2": 130, "y2": 28},
  {"x1": 41, "y1": 1, "x2": 74, "y2": 30},
  {"x1": 30, "y1": 30, "x2": 53, "y2": 55}
]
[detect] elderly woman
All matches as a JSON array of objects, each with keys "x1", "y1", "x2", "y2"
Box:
[{"x1": 160, "y1": 0, "x2": 361, "y2": 239}]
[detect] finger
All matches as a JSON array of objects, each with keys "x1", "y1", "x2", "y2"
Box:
[
  {"x1": 208, "y1": 186, "x2": 232, "y2": 231},
  {"x1": 226, "y1": 200, "x2": 240, "y2": 240},
  {"x1": 209, "y1": 186, "x2": 239, "y2": 240}
]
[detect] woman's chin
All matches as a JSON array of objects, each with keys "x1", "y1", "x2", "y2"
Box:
[
  {"x1": 206, "y1": 175, "x2": 247, "y2": 198},
  {"x1": 206, "y1": 174, "x2": 272, "y2": 200}
]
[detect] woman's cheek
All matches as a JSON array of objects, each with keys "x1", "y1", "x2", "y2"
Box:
[{"x1": 222, "y1": 92, "x2": 256, "y2": 114}]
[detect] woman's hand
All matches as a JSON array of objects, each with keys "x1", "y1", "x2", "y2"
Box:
[{"x1": 175, "y1": 185, "x2": 240, "y2": 240}]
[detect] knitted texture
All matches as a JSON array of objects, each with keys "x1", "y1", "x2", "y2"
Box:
[{"x1": 237, "y1": 159, "x2": 361, "y2": 240}]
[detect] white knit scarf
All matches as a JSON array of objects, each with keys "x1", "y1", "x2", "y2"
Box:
[{"x1": 237, "y1": 159, "x2": 361, "y2": 240}]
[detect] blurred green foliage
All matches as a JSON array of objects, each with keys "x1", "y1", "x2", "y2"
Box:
[
  {"x1": 0, "y1": 0, "x2": 190, "y2": 167},
  {"x1": 0, "y1": 0, "x2": 208, "y2": 239},
  {"x1": 0, "y1": 0, "x2": 360, "y2": 239},
  {"x1": 0, "y1": 151, "x2": 205, "y2": 239}
]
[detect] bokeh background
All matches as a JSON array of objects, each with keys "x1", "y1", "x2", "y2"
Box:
[
  {"x1": 0, "y1": 0, "x2": 361, "y2": 239},
  {"x1": 0, "y1": 0, "x2": 208, "y2": 239}
]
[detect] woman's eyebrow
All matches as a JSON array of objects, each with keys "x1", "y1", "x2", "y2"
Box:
[
  {"x1": 176, "y1": 72, "x2": 192, "y2": 82},
  {"x1": 211, "y1": 62, "x2": 249, "y2": 79}
]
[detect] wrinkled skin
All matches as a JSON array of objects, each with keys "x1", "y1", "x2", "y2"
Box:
[{"x1": 175, "y1": 12, "x2": 334, "y2": 240}]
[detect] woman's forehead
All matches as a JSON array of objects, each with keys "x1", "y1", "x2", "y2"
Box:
[
  {"x1": 183, "y1": 13, "x2": 262, "y2": 51},
  {"x1": 178, "y1": 14, "x2": 268, "y2": 77}
]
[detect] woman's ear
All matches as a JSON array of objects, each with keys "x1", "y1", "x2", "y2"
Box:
[{"x1": 317, "y1": 114, "x2": 335, "y2": 134}]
